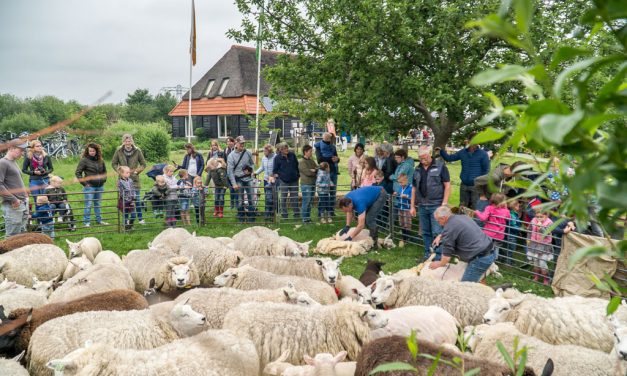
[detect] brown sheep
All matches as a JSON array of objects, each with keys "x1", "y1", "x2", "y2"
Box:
[
  {"x1": 0, "y1": 233, "x2": 53, "y2": 254},
  {"x1": 359, "y1": 259, "x2": 385, "y2": 287},
  {"x1": 1, "y1": 289, "x2": 149, "y2": 354},
  {"x1": 355, "y1": 335, "x2": 551, "y2": 376}
]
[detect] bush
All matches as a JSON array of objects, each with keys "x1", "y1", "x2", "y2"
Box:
[
  {"x1": 0, "y1": 112, "x2": 47, "y2": 134},
  {"x1": 97, "y1": 121, "x2": 170, "y2": 161}
]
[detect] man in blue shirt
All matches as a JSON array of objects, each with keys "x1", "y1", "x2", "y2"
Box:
[
  {"x1": 437, "y1": 132, "x2": 489, "y2": 210},
  {"x1": 315, "y1": 132, "x2": 340, "y2": 217},
  {"x1": 338, "y1": 186, "x2": 386, "y2": 248}
]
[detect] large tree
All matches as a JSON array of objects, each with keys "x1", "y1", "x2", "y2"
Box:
[{"x1": 229, "y1": 0, "x2": 589, "y2": 147}]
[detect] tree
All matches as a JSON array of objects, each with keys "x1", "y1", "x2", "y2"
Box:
[
  {"x1": 0, "y1": 112, "x2": 47, "y2": 134},
  {"x1": 154, "y1": 92, "x2": 178, "y2": 122},
  {"x1": 125, "y1": 89, "x2": 154, "y2": 106},
  {"x1": 29, "y1": 95, "x2": 72, "y2": 126}
]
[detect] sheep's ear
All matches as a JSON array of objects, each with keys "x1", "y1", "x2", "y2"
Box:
[
  {"x1": 273, "y1": 228, "x2": 280, "y2": 233},
  {"x1": 192, "y1": 231, "x2": 196, "y2": 237},
  {"x1": 65, "y1": 239, "x2": 73, "y2": 246},
  {"x1": 335, "y1": 256, "x2": 345, "y2": 265},
  {"x1": 186, "y1": 256, "x2": 194, "y2": 266},
  {"x1": 179, "y1": 297, "x2": 190, "y2": 306},
  {"x1": 167, "y1": 260, "x2": 176, "y2": 269},
  {"x1": 609, "y1": 315, "x2": 622, "y2": 330},
  {"x1": 378, "y1": 271, "x2": 385, "y2": 277},
  {"x1": 540, "y1": 358, "x2": 554, "y2": 376},
  {"x1": 303, "y1": 354, "x2": 315, "y2": 366},
  {"x1": 302, "y1": 240, "x2": 312, "y2": 246},
  {"x1": 12, "y1": 350, "x2": 25, "y2": 362},
  {"x1": 26, "y1": 308, "x2": 33, "y2": 323},
  {"x1": 495, "y1": 288, "x2": 504, "y2": 298},
  {"x1": 333, "y1": 351, "x2": 347, "y2": 363},
  {"x1": 32, "y1": 276, "x2": 39, "y2": 284},
  {"x1": 360, "y1": 309, "x2": 369, "y2": 319},
  {"x1": 506, "y1": 294, "x2": 525, "y2": 307},
  {"x1": 235, "y1": 255, "x2": 242, "y2": 266},
  {"x1": 351, "y1": 288, "x2": 359, "y2": 295},
  {"x1": 148, "y1": 278, "x2": 156, "y2": 289},
  {"x1": 277, "y1": 349, "x2": 290, "y2": 362}
]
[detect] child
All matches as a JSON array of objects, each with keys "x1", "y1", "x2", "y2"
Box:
[
  {"x1": 504, "y1": 200, "x2": 522, "y2": 265},
  {"x1": 162, "y1": 165, "x2": 179, "y2": 227},
  {"x1": 149, "y1": 175, "x2": 168, "y2": 218},
  {"x1": 316, "y1": 162, "x2": 333, "y2": 224},
  {"x1": 527, "y1": 207, "x2": 554, "y2": 285},
  {"x1": 393, "y1": 173, "x2": 412, "y2": 247},
  {"x1": 32, "y1": 195, "x2": 55, "y2": 238},
  {"x1": 359, "y1": 157, "x2": 378, "y2": 187},
  {"x1": 472, "y1": 192, "x2": 510, "y2": 259},
  {"x1": 191, "y1": 176, "x2": 207, "y2": 225},
  {"x1": 241, "y1": 165, "x2": 257, "y2": 223},
  {"x1": 373, "y1": 169, "x2": 393, "y2": 194},
  {"x1": 177, "y1": 169, "x2": 193, "y2": 226},
  {"x1": 44, "y1": 175, "x2": 76, "y2": 231},
  {"x1": 117, "y1": 166, "x2": 135, "y2": 230},
  {"x1": 205, "y1": 157, "x2": 228, "y2": 218}
]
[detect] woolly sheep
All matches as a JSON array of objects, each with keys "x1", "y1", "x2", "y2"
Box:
[
  {"x1": 173, "y1": 284, "x2": 302, "y2": 329},
  {"x1": 610, "y1": 314, "x2": 627, "y2": 376},
  {"x1": 62, "y1": 256, "x2": 92, "y2": 280},
  {"x1": 354, "y1": 335, "x2": 541, "y2": 376},
  {"x1": 336, "y1": 275, "x2": 368, "y2": 301},
  {"x1": 179, "y1": 236, "x2": 243, "y2": 286},
  {"x1": 214, "y1": 265, "x2": 338, "y2": 305},
  {"x1": 222, "y1": 300, "x2": 388, "y2": 370},
  {"x1": 27, "y1": 300, "x2": 206, "y2": 376},
  {"x1": 215, "y1": 236, "x2": 235, "y2": 248},
  {"x1": 294, "y1": 291, "x2": 321, "y2": 307},
  {"x1": 233, "y1": 225, "x2": 281, "y2": 239},
  {"x1": 359, "y1": 259, "x2": 385, "y2": 287},
  {"x1": 370, "y1": 274, "x2": 494, "y2": 327},
  {"x1": 281, "y1": 351, "x2": 357, "y2": 376},
  {"x1": 149, "y1": 227, "x2": 194, "y2": 254},
  {"x1": 123, "y1": 248, "x2": 200, "y2": 293},
  {"x1": 420, "y1": 259, "x2": 502, "y2": 280},
  {"x1": 0, "y1": 351, "x2": 28, "y2": 376},
  {"x1": 233, "y1": 226, "x2": 311, "y2": 257},
  {"x1": 370, "y1": 305, "x2": 459, "y2": 345},
  {"x1": 92, "y1": 250, "x2": 122, "y2": 265},
  {"x1": 467, "y1": 322, "x2": 616, "y2": 376},
  {"x1": 46, "y1": 329, "x2": 259, "y2": 376},
  {"x1": 314, "y1": 228, "x2": 374, "y2": 256},
  {"x1": 3, "y1": 289, "x2": 148, "y2": 354},
  {"x1": 48, "y1": 264, "x2": 134, "y2": 303},
  {"x1": 0, "y1": 233, "x2": 53, "y2": 254},
  {"x1": 483, "y1": 288, "x2": 627, "y2": 352},
  {"x1": 0, "y1": 244, "x2": 67, "y2": 286},
  {"x1": 240, "y1": 256, "x2": 344, "y2": 285},
  {"x1": 0, "y1": 288, "x2": 47, "y2": 317},
  {"x1": 65, "y1": 237, "x2": 101, "y2": 262}
]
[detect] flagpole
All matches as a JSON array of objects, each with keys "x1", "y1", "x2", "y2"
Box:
[
  {"x1": 188, "y1": 0, "x2": 196, "y2": 143},
  {"x1": 254, "y1": 0, "x2": 265, "y2": 153}
]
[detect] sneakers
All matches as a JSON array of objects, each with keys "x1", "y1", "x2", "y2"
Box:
[
  {"x1": 138, "y1": 220, "x2": 146, "y2": 225},
  {"x1": 399, "y1": 240, "x2": 405, "y2": 248},
  {"x1": 97, "y1": 221, "x2": 109, "y2": 226},
  {"x1": 84, "y1": 223, "x2": 90, "y2": 227}
]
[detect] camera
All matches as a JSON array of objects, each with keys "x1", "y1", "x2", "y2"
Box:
[{"x1": 35, "y1": 167, "x2": 45, "y2": 174}]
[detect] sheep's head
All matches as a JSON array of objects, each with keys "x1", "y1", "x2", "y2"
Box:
[
  {"x1": 463, "y1": 324, "x2": 491, "y2": 351},
  {"x1": 353, "y1": 285, "x2": 374, "y2": 306},
  {"x1": 214, "y1": 267, "x2": 238, "y2": 287},
  {"x1": 65, "y1": 239, "x2": 81, "y2": 258},
  {"x1": 0, "y1": 307, "x2": 32, "y2": 353},
  {"x1": 295, "y1": 291, "x2": 321, "y2": 307},
  {"x1": 370, "y1": 272, "x2": 400, "y2": 306},
  {"x1": 169, "y1": 298, "x2": 206, "y2": 336},
  {"x1": 297, "y1": 240, "x2": 312, "y2": 257},
  {"x1": 610, "y1": 313, "x2": 627, "y2": 362},
  {"x1": 32, "y1": 275, "x2": 59, "y2": 297},
  {"x1": 280, "y1": 237, "x2": 310, "y2": 257},
  {"x1": 167, "y1": 256, "x2": 196, "y2": 288},
  {"x1": 0, "y1": 278, "x2": 18, "y2": 293},
  {"x1": 47, "y1": 340, "x2": 103, "y2": 375},
  {"x1": 281, "y1": 282, "x2": 298, "y2": 301},
  {"x1": 378, "y1": 235, "x2": 395, "y2": 249},
  {"x1": 304, "y1": 351, "x2": 347, "y2": 372},
  {"x1": 317, "y1": 256, "x2": 343, "y2": 285},
  {"x1": 359, "y1": 306, "x2": 388, "y2": 329},
  {"x1": 483, "y1": 288, "x2": 525, "y2": 325}
]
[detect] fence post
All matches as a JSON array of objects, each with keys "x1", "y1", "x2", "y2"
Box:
[
  {"x1": 117, "y1": 189, "x2": 122, "y2": 233},
  {"x1": 388, "y1": 193, "x2": 395, "y2": 238}
]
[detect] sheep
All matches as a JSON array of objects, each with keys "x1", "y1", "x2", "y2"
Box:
[
  {"x1": 1, "y1": 289, "x2": 148, "y2": 355},
  {"x1": 27, "y1": 300, "x2": 206, "y2": 376},
  {"x1": 214, "y1": 265, "x2": 338, "y2": 305},
  {"x1": 214, "y1": 236, "x2": 235, "y2": 249},
  {"x1": 313, "y1": 238, "x2": 371, "y2": 257},
  {"x1": 233, "y1": 225, "x2": 281, "y2": 239},
  {"x1": 92, "y1": 250, "x2": 122, "y2": 265},
  {"x1": 233, "y1": 226, "x2": 311, "y2": 257},
  {"x1": 0, "y1": 276, "x2": 58, "y2": 316},
  {"x1": 123, "y1": 248, "x2": 200, "y2": 293},
  {"x1": 47, "y1": 264, "x2": 135, "y2": 303},
  {"x1": 610, "y1": 314, "x2": 627, "y2": 376},
  {"x1": 62, "y1": 256, "x2": 92, "y2": 280},
  {"x1": 0, "y1": 351, "x2": 28, "y2": 376},
  {"x1": 149, "y1": 227, "x2": 194, "y2": 254},
  {"x1": 359, "y1": 259, "x2": 385, "y2": 286},
  {"x1": 370, "y1": 273, "x2": 494, "y2": 327},
  {"x1": 354, "y1": 335, "x2": 542, "y2": 376},
  {"x1": 280, "y1": 351, "x2": 357, "y2": 376},
  {"x1": 0, "y1": 233, "x2": 53, "y2": 254},
  {"x1": 46, "y1": 329, "x2": 259, "y2": 376},
  {"x1": 65, "y1": 237, "x2": 101, "y2": 262},
  {"x1": 371, "y1": 305, "x2": 459, "y2": 345},
  {"x1": 222, "y1": 300, "x2": 388, "y2": 370},
  {"x1": 172, "y1": 284, "x2": 301, "y2": 329},
  {"x1": 240, "y1": 256, "x2": 344, "y2": 285},
  {"x1": 178, "y1": 236, "x2": 243, "y2": 286},
  {"x1": 294, "y1": 291, "x2": 321, "y2": 307},
  {"x1": 335, "y1": 275, "x2": 367, "y2": 301},
  {"x1": 420, "y1": 258, "x2": 502, "y2": 280},
  {"x1": 0, "y1": 244, "x2": 67, "y2": 286},
  {"x1": 483, "y1": 288, "x2": 627, "y2": 352}
]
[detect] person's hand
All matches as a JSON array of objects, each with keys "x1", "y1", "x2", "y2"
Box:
[
  {"x1": 434, "y1": 147, "x2": 441, "y2": 153},
  {"x1": 34, "y1": 169, "x2": 41, "y2": 175},
  {"x1": 429, "y1": 261, "x2": 441, "y2": 270},
  {"x1": 339, "y1": 226, "x2": 350, "y2": 236},
  {"x1": 332, "y1": 156, "x2": 339, "y2": 162},
  {"x1": 410, "y1": 207, "x2": 416, "y2": 217},
  {"x1": 233, "y1": 185, "x2": 239, "y2": 190},
  {"x1": 11, "y1": 200, "x2": 20, "y2": 209},
  {"x1": 345, "y1": 236, "x2": 353, "y2": 241},
  {"x1": 432, "y1": 235, "x2": 441, "y2": 247},
  {"x1": 268, "y1": 177, "x2": 275, "y2": 184}
]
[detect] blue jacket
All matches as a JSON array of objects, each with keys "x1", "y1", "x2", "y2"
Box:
[
  {"x1": 273, "y1": 151, "x2": 300, "y2": 183},
  {"x1": 33, "y1": 204, "x2": 54, "y2": 224},
  {"x1": 314, "y1": 141, "x2": 339, "y2": 174},
  {"x1": 181, "y1": 153, "x2": 205, "y2": 177},
  {"x1": 440, "y1": 147, "x2": 489, "y2": 186}
]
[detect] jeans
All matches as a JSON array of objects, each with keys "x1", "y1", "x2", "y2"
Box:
[
  {"x1": 2, "y1": 201, "x2": 28, "y2": 237},
  {"x1": 279, "y1": 180, "x2": 299, "y2": 217},
  {"x1": 365, "y1": 190, "x2": 387, "y2": 240},
  {"x1": 214, "y1": 188, "x2": 226, "y2": 207},
  {"x1": 505, "y1": 231, "x2": 519, "y2": 264},
  {"x1": 50, "y1": 203, "x2": 75, "y2": 226},
  {"x1": 263, "y1": 181, "x2": 275, "y2": 218},
  {"x1": 83, "y1": 186, "x2": 104, "y2": 225},
  {"x1": 419, "y1": 204, "x2": 443, "y2": 258},
  {"x1": 460, "y1": 184, "x2": 479, "y2": 209},
  {"x1": 318, "y1": 191, "x2": 332, "y2": 216},
  {"x1": 134, "y1": 190, "x2": 143, "y2": 221},
  {"x1": 29, "y1": 178, "x2": 49, "y2": 197},
  {"x1": 329, "y1": 173, "x2": 338, "y2": 216},
  {"x1": 236, "y1": 178, "x2": 255, "y2": 222},
  {"x1": 461, "y1": 250, "x2": 496, "y2": 282},
  {"x1": 300, "y1": 184, "x2": 315, "y2": 221}
]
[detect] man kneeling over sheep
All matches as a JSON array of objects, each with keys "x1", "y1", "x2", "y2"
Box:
[{"x1": 338, "y1": 186, "x2": 387, "y2": 248}]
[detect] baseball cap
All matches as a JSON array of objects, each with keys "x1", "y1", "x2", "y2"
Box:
[
  {"x1": 235, "y1": 136, "x2": 246, "y2": 144},
  {"x1": 8, "y1": 139, "x2": 29, "y2": 149}
]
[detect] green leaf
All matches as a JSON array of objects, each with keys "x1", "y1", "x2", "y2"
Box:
[
  {"x1": 471, "y1": 65, "x2": 530, "y2": 86},
  {"x1": 550, "y1": 46, "x2": 593, "y2": 70},
  {"x1": 525, "y1": 99, "x2": 569, "y2": 117},
  {"x1": 516, "y1": 347, "x2": 528, "y2": 376},
  {"x1": 471, "y1": 127, "x2": 507, "y2": 144},
  {"x1": 513, "y1": 0, "x2": 533, "y2": 34},
  {"x1": 538, "y1": 110, "x2": 584, "y2": 144},
  {"x1": 608, "y1": 296, "x2": 622, "y2": 315},
  {"x1": 465, "y1": 368, "x2": 482, "y2": 376},
  {"x1": 554, "y1": 56, "x2": 623, "y2": 98},
  {"x1": 407, "y1": 330, "x2": 418, "y2": 360},
  {"x1": 568, "y1": 245, "x2": 608, "y2": 269},
  {"x1": 369, "y1": 362, "x2": 417, "y2": 374},
  {"x1": 498, "y1": 0, "x2": 513, "y2": 17},
  {"x1": 496, "y1": 341, "x2": 515, "y2": 371},
  {"x1": 427, "y1": 352, "x2": 442, "y2": 376}
]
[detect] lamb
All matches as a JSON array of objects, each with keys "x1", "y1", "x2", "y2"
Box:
[
  {"x1": 222, "y1": 300, "x2": 388, "y2": 370},
  {"x1": 214, "y1": 265, "x2": 338, "y2": 304},
  {"x1": 359, "y1": 259, "x2": 385, "y2": 286},
  {"x1": 172, "y1": 284, "x2": 301, "y2": 329},
  {"x1": 336, "y1": 275, "x2": 367, "y2": 301},
  {"x1": 214, "y1": 236, "x2": 235, "y2": 249},
  {"x1": 92, "y1": 250, "x2": 122, "y2": 265},
  {"x1": 0, "y1": 233, "x2": 53, "y2": 254},
  {"x1": 0, "y1": 276, "x2": 58, "y2": 316},
  {"x1": 313, "y1": 237, "x2": 372, "y2": 257},
  {"x1": 123, "y1": 248, "x2": 200, "y2": 293},
  {"x1": 2, "y1": 289, "x2": 148, "y2": 354},
  {"x1": 466, "y1": 322, "x2": 615, "y2": 376},
  {"x1": 46, "y1": 329, "x2": 259, "y2": 376},
  {"x1": 240, "y1": 256, "x2": 344, "y2": 285},
  {"x1": 179, "y1": 236, "x2": 243, "y2": 286},
  {"x1": 27, "y1": 300, "x2": 206, "y2": 376},
  {"x1": 370, "y1": 273, "x2": 494, "y2": 327},
  {"x1": 233, "y1": 226, "x2": 311, "y2": 257},
  {"x1": 370, "y1": 305, "x2": 459, "y2": 345},
  {"x1": 62, "y1": 256, "x2": 92, "y2": 280},
  {"x1": 65, "y1": 237, "x2": 101, "y2": 262},
  {"x1": 354, "y1": 335, "x2": 542, "y2": 376},
  {"x1": 280, "y1": 351, "x2": 357, "y2": 376},
  {"x1": 48, "y1": 264, "x2": 135, "y2": 303},
  {"x1": 0, "y1": 244, "x2": 67, "y2": 286},
  {"x1": 610, "y1": 314, "x2": 627, "y2": 376},
  {"x1": 483, "y1": 288, "x2": 627, "y2": 352},
  {"x1": 0, "y1": 351, "x2": 28, "y2": 376},
  {"x1": 420, "y1": 257, "x2": 502, "y2": 280},
  {"x1": 149, "y1": 227, "x2": 194, "y2": 254}
]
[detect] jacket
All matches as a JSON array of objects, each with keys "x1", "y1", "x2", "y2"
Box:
[
  {"x1": 33, "y1": 203, "x2": 54, "y2": 224},
  {"x1": 181, "y1": 153, "x2": 205, "y2": 177},
  {"x1": 111, "y1": 146, "x2": 147, "y2": 188},
  {"x1": 273, "y1": 151, "x2": 300, "y2": 183},
  {"x1": 412, "y1": 160, "x2": 448, "y2": 206},
  {"x1": 298, "y1": 157, "x2": 318, "y2": 185},
  {"x1": 44, "y1": 187, "x2": 68, "y2": 204},
  {"x1": 22, "y1": 154, "x2": 53, "y2": 181},
  {"x1": 474, "y1": 205, "x2": 510, "y2": 241},
  {"x1": 314, "y1": 141, "x2": 339, "y2": 174},
  {"x1": 226, "y1": 149, "x2": 254, "y2": 186},
  {"x1": 149, "y1": 184, "x2": 169, "y2": 201},
  {"x1": 75, "y1": 157, "x2": 107, "y2": 187},
  {"x1": 440, "y1": 147, "x2": 490, "y2": 186}
]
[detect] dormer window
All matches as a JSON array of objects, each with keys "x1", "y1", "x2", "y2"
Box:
[
  {"x1": 203, "y1": 80, "x2": 215, "y2": 96},
  {"x1": 218, "y1": 78, "x2": 229, "y2": 96}
]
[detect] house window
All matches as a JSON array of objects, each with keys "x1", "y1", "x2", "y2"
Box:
[
  {"x1": 203, "y1": 80, "x2": 215, "y2": 96},
  {"x1": 218, "y1": 115, "x2": 228, "y2": 138},
  {"x1": 218, "y1": 78, "x2": 229, "y2": 96}
]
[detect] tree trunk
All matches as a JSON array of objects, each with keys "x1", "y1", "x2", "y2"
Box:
[{"x1": 431, "y1": 120, "x2": 456, "y2": 150}]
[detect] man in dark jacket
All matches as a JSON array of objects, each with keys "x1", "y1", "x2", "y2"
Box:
[
  {"x1": 111, "y1": 134, "x2": 147, "y2": 224},
  {"x1": 273, "y1": 143, "x2": 300, "y2": 219},
  {"x1": 314, "y1": 133, "x2": 340, "y2": 216}
]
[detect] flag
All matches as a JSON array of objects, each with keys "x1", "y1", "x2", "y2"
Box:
[
  {"x1": 190, "y1": 0, "x2": 196, "y2": 66},
  {"x1": 255, "y1": 1, "x2": 264, "y2": 63}
]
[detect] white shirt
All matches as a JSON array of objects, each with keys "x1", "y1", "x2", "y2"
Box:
[{"x1": 188, "y1": 158, "x2": 198, "y2": 177}]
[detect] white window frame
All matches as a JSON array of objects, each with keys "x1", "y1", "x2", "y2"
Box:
[
  {"x1": 203, "y1": 80, "x2": 215, "y2": 96},
  {"x1": 218, "y1": 115, "x2": 228, "y2": 139},
  {"x1": 218, "y1": 78, "x2": 229, "y2": 96}
]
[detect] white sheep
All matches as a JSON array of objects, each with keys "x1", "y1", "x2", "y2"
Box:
[
  {"x1": 0, "y1": 244, "x2": 67, "y2": 286},
  {"x1": 222, "y1": 300, "x2": 388, "y2": 370},
  {"x1": 233, "y1": 226, "x2": 310, "y2": 257},
  {"x1": 370, "y1": 273, "x2": 494, "y2": 327},
  {"x1": 92, "y1": 250, "x2": 122, "y2": 265},
  {"x1": 240, "y1": 256, "x2": 344, "y2": 285},
  {"x1": 27, "y1": 300, "x2": 206, "y2": 376},
  {"x1": 214, "y1": 265, "x2": 338, "y2": 304},
  {"x1": 610, "y1": 314, "x2": 627, "y2": 376},
  {"x1": 233, "y1": 225, "x2": 281, "y2": 239},
  {"x1": 420, "y1": 258, "x2": 502, "y2": 280},
  {"x1": 280, "y1": 351, "x2": 357, "y2": 376},
  {"x1": 149, "y1": 227, "x2": 194, "y2": 254},
  {"x1": 335, "y1": 275, "x2": 368, "y2": 301},
  {"x1": 214, "y1": 236, "x2": 235, "y2": 249},
  {"x1": 483, "y1": 288, "x2": 627, "y2": 352},
  {"x1": 178, "y1": 236, "x2": 243, "y2": 286},
  {"x1": 62, "y1": 256, "x2": 92, "y2": 280},
  {"x1": 123, "y1": 248, "x2": 200, "y2": 293},
  {"x1": 173, "y1": 284, "x2": 301, "y2": 329},
  {"x1": 0, "y1": 351, "x2": 28, "y2": 376},
  {"x1": 48, "y1": 264, "x2": 134, "y2": 303},
  {"x1": 467, "y1": 322, "x2": 616, "y2": 376},
  {"x1": 314, "y1": 228, "x2": 374, "y2": 257},
  {"x1": 65, "y1": 238, "x2": 101, "y2": 262},
  {"x1": 294, "y1": 291, "x2": 321, "y2": 307},
  {"x1": 0, "y1": 287, "x2": 47, "y2": 316},
  {"x1": 46, "y1": 329, "x2": 259, "y2": 376}
]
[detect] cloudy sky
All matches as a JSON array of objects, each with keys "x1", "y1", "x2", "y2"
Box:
[{"x1": 0, "y1": 0, "x2": 248, "y2": 104}]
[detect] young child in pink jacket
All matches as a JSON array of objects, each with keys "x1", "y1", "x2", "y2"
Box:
[{"x1": 472, "y1": 192, "x2": 510, "y2": 260}]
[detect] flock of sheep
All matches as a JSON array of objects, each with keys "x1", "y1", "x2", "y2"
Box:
[{"x1": 0, "y1": 227, "x2": 625, "y2": 375}]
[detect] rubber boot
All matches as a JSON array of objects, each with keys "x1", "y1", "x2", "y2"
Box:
[
  {"x1": 218, "y1": 206, "x2": 224, "y2": 218},
  {"x1": 532, "y1": 267, "x2": 540, "y2": 282},
  {"x1": 213, "y1": 207, "x2": 218, "y2": 217},
  {"x1": 542, "y1": 270, "x2": 550, "y2": 286}
]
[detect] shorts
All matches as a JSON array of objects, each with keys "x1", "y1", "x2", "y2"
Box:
[{"x1": 179, "y1": 198, "x2": 191, "y2": 211}]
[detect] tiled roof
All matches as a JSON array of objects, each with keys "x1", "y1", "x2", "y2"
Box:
[{"x1": 168, "y1": 95, "x2": 267, "y2": 117}]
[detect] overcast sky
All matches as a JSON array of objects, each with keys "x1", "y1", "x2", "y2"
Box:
[{"x1": 0, "y1": 0, "x2": 247, "y2": 104}]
